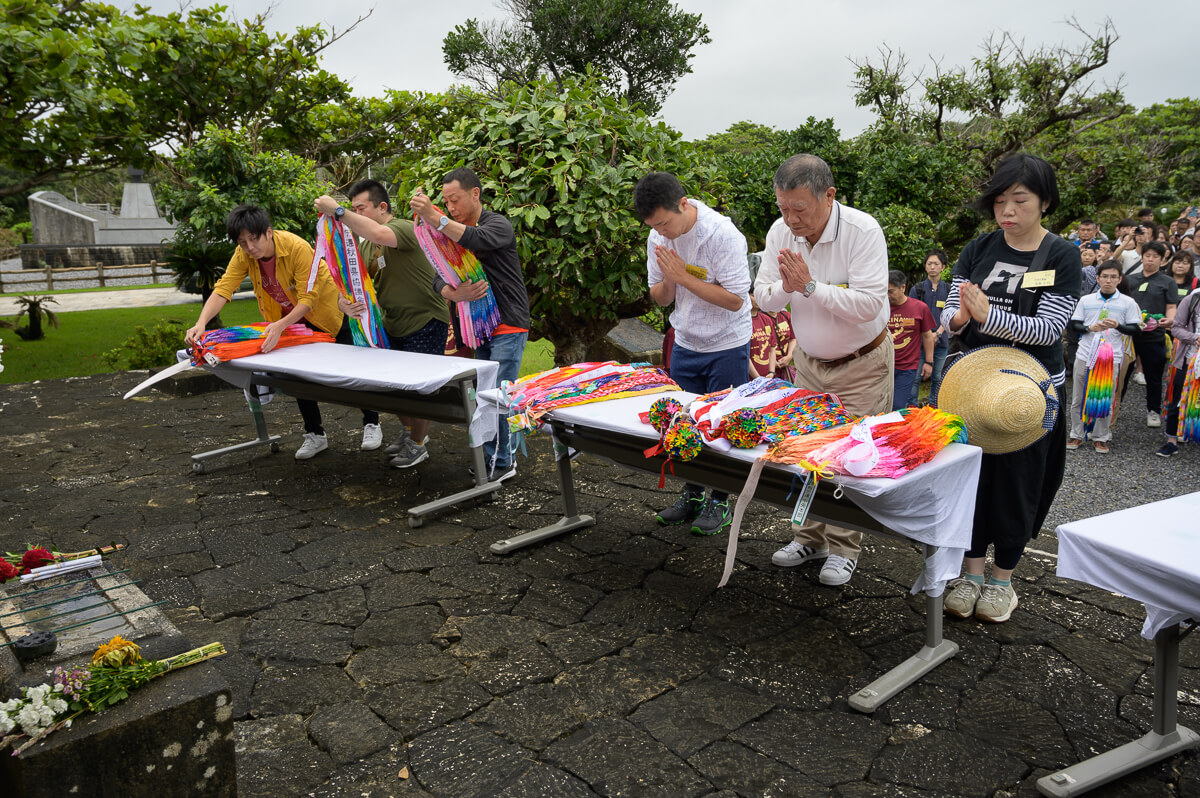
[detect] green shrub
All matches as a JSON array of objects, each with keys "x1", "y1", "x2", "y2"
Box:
[{"x1": 102, "y1": 320, "x2": 185, "y2": 370}]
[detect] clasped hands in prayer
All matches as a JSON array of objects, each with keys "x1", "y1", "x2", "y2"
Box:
[{"x1": 951, "y1": 281, "x2": 992, "y2": 328}]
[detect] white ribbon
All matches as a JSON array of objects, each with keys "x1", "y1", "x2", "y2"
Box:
[
  {"x1": 841, "y1": 411, "x2": 903, "y2": 477},
  {"x1": 309, "y1": 215, "x2": 385, "y2": 348}
]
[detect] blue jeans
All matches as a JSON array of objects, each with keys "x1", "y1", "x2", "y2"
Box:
[
  {"x1": 894, "y1": 368, "x2": 918, "y2": 411},
  {"x1": 907, "y1": 341, "x2": 949, "y2": 405},
  {"x1": 477, "y1": 331, "x2": 528, "y2": 468},
  {"x1": 669, "y1": 341, "x2": 751, "y2": 503}
]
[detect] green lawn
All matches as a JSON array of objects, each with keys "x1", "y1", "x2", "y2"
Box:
[{"x1": 0, "y1": 299, "x2": 558, "y2": 384}]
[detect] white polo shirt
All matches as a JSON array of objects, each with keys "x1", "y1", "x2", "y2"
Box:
[{"x1": 754, "y1": 202, "x2": 889, "y2": 361}]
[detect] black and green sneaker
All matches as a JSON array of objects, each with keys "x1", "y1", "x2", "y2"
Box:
[
  {"x1": 656, "y1": 492, "x2": 704, "y2": 526},
  {"x1": 691, "y1": 498, "x2": 731, "y2": 536}
]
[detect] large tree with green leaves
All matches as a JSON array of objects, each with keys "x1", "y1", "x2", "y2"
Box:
[
  {"x1": 848, "y1": 19, "x2": 1137, "y2": 251},
  {"x1": 395, "y1": 74, "x2": 724, "y2": 363},
  {"x1": 156, "y1": 126, "x2": 330, "y2": 321},
  {"x1": 0, "y1": 0, "x2": 361, "y2": 198},
  {"x1": 442, "y1": 0, "x2": 710, "y2": 114}
]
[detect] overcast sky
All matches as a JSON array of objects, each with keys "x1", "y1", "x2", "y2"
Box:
[{"x1": 138, "y1": 0, "x2": 1190, "y2": 140}]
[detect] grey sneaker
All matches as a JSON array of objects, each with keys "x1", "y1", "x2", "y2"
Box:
[
  {"x1": 771, "y1": 541, "x2": 829, "y2": 567},
  {"x1": 690, "y1": 498, "x2": 731, "y2": 536},
  {"x1": 295, "y1": 432, "x2": 328, "y2": 460},
  {"x1": 1147, "y1": 412, "x2": 1162, "y2": 428},
  {"x1": 943, "y1": 577, "x2": 982, "y2": 619},
  {"x1": 975, "y1": 582, "x2": 1018, "y2": 623},
  {"x1": 656, "y1": 492, "x2": 704, "y2": 526},
  {"x1": 389, "y1": 440, "x2": 429, "y2": 469},
  {"x1": 384, "y1": 428, "x2": 412, "y2": 455},
  {"x1": 361, "y1": 423, "x2": 383, "y2": 451}
]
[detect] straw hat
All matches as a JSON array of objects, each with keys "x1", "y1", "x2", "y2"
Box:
[{"x1": 935, "y1": 346, "x2": 1059, "y2": 454}]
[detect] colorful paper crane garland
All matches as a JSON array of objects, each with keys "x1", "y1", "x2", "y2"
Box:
[
  {"x1": 413, "y1": 208, "x2": 501, "y2": 348},
  {"x1": 189, "y1": 323, "x2": 334, "y2": 366},
  {"x1": 310, "y1": 214, "x2": 389, "y2": 349},
  {"x1": 1082, "y1": 340, "x2": 1115, "y2": 431}
]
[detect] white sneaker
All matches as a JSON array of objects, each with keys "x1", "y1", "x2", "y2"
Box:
[
  {"x1": 1133, "y1": 372, "x2": 1146, "y2": 385},
  {"x1": 819, "y1": 554, "x2": 858, "y2": 586},
  {"x1": 360, "y1": 423, "x2": 383, "y2": 451},
  {"x1": 295, "y1": 432, "x2": 328, "y2": 460},
  {"x1": 1147, "y1": 412, "x2": 1162, "y2": 428},
  {"x1": 771, "y1": 541, "x2": 829, "y2": 567}
]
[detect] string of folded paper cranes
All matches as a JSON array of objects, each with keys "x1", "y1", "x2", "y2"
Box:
[
  {"x1": 1082, "y1": 340, "x2": 1114, "y2": 431},
  {"x1": 1180, "y1": 351, "x2": 1200, "y2": 443},
  {"x1": 189, "y1": 323, "x2": 335, "y2": 366},
  {"x1": 413, "y1": 208, "x2": 501, "y2": 348},
  {"x1": 312, "y1": 214, "x2": 390, "y2": 349}
]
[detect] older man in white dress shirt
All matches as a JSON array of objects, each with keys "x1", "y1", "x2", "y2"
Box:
[{"x1": 753, "y1": 154, "x2": 893, "y2": 585}]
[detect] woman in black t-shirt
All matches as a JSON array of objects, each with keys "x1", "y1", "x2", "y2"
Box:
[{"x1": 939, "y1": 154, "x2": 1081, "y2": 624}]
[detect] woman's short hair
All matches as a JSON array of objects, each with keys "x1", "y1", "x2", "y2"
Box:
[
  {"x1": 973, "y1": 154, "x2": 1060, "y2": 218},
  {"x1": 924, "y1": 248, "x2": 948, "y2": 266}
]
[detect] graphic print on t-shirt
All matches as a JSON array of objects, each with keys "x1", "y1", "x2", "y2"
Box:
[{"x1": 980, "y1": 260, "x2": 1028, "y2": 296}]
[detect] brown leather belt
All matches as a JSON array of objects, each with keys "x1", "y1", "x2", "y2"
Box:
[{"x1": 817, "y1": 328, "x2": 888, "y2": 368}]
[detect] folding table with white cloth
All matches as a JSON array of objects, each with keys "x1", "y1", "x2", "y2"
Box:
[
  {"x1": 179, "y1": 343, "x2": 502, "y2": 527},
  {"x1": 1038, "y1": 492, "x2": 1200, "y2": 797},
  {"x1": 483, "y1": 390, "x2": 983, "y2": 711}
]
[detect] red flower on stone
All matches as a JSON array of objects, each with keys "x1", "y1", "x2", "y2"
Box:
[
  {"x1": 21, "y1": 547, "x2": 54, "y2": 570},
  {"x1": 0, "y1": 560, "x2": 18, "y2": 583}
]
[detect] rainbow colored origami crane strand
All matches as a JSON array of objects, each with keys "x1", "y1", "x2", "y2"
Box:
[
  {"x1": 190, "y1": 323, "x2": 334, "y2": 366},
  {"x1": 1082, "y1": 340, "x2": 1115, "y2": 431},
  {"x1": 310, "y1": 214, "x2": 389, "y2": 349},
  {"x1": 1181, "y1": 352, "x2": 1200, "y2": 443},
  {"x1": 413, "y1": 209, "x2": 500, "y2": 348},
  {"x1": 505, "y1": 362, "x2": 680, "y2": 435}
]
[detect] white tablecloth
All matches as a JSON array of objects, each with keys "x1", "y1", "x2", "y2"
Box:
[
  {"x1": 1057, "y1": 492, "x2": 1200, "y2": 638},
  {"x1": 188, "y1": 344, "x2": 499, "y2": 445},
  {"x1": 496, "y1": 390, "x2": 981, "y2": 594}
]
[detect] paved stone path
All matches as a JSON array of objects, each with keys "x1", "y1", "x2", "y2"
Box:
[
  {"x1": 1, "y1": 373, "x2": 1197, "y2": 797},
  {"x1": 0, "y1": 285, "x2": 254, "y2": 316}
]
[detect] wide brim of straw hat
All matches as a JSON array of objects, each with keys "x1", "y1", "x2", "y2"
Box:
[{"x1": 936, "y1": 346, "x2": 1058, "y2": 455}]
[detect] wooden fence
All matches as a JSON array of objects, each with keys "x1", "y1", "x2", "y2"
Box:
[{"x1": 0, "y1": 261, "x2": 173, "y2": 294}]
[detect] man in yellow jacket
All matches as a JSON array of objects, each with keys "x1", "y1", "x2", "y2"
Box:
[{"x1": 184, "y1": 205, "x2": 381, "y2": 459}]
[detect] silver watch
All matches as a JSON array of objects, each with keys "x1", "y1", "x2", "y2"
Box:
[
  {"x1": 803, "y1": 279, "x2": 817, "y2": 297},
  {"x1": 437, "y1": 215, "x2": 450, "y2": 231}
]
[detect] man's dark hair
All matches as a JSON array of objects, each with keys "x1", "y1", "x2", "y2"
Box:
[
  {"x1": 887, "y1": 269, "x2": 907, "y2": 288},
  {"x1": 1116, "y1": 217, "x2": 1136, "y2": 229},
  {"x1": 1079, "y1": 218, "x2": 1096, "y2": 228},
  {"x1": 347, "y1": 179, "x2": 390, "y2": 211},
  {"x1": 1098, "y1": 240, "x2": 1114, "y2": 251},
  {"x1": 1143, "y1": 241, "x2": 1168, "y2": 259},
  {"x1": 1137, "y1": 207, "x2": 1155, "y2": 219},
  {"x1": 974, "y1": 153, "x2": 1059, "y2": 217},
  {"x1": 633, "y1": 172, "x2": 686, "y2": 221},
  {"x1": 773, "y1": 154, "x2": 835, "y2": 196},
  {"x1": 924, "y1": 248, "x2": 948, "y2": 266},
  {"x1": 442, "y1": 167, "x2": 482, "y2": 192},
  {"x1": 1096, "y1": 261, "x2": 1122, "y2": 277},
  {"x1": 226, "y1": 205, "x2": 271, "y2": 243}
]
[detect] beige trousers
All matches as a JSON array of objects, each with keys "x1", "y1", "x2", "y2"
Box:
[{"x1": 788, "y1": 335, "x2": 894, "y2": 558}]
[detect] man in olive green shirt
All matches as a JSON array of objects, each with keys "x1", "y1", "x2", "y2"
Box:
[{"x1": 314, "y1": 180, "x2": 450, "y2": 468}]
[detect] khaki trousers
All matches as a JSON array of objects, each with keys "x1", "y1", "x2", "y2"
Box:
[{"x1": 789, "y1": 335, "x2": 894, "y2": 558}]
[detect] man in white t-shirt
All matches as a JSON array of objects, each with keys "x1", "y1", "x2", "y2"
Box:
[
  {"x1": 635, "y1": 172, "x2": 752, "y2": 536},
  {"x1": 1066, "y1": 261, "x2": 1142, "y2": 452}
]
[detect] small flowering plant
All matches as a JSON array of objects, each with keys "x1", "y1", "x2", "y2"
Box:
[{"x1": 0, "y1": 635, "x2": 225, "y2": 754}]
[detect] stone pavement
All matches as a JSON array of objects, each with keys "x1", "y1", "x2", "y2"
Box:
[{"x1": 1, "y1": 372, "x2": 1197, "y2": 798}]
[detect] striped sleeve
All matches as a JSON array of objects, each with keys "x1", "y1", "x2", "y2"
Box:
[
  {"x1": 978, "y1": 291, "x2": 1076, "y2": 345},
  {"x1": 940, "y1": 277, "x2": 965, "y2": 332}
]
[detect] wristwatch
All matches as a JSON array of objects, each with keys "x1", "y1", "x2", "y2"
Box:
[
  {"x1": 334, "y1": 206, "x2": 345, "y2": 220},
  {"x1": 802, "y1": 279, "x2": 817, "y2": 297},
  {"x1": 437, "y1": 215, "x2": 451, "y2": 231}
]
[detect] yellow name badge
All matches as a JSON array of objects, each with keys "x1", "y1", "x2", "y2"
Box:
[
  {"x1": 1022, "y1": 270, "x2": 1055, "y2": 288},
  {"x1": 685, "y1": 263, "x2": 708, "y2": 280},
  {"x1": 936, "y1": 300, "x2": 946, "y2": 308}
]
